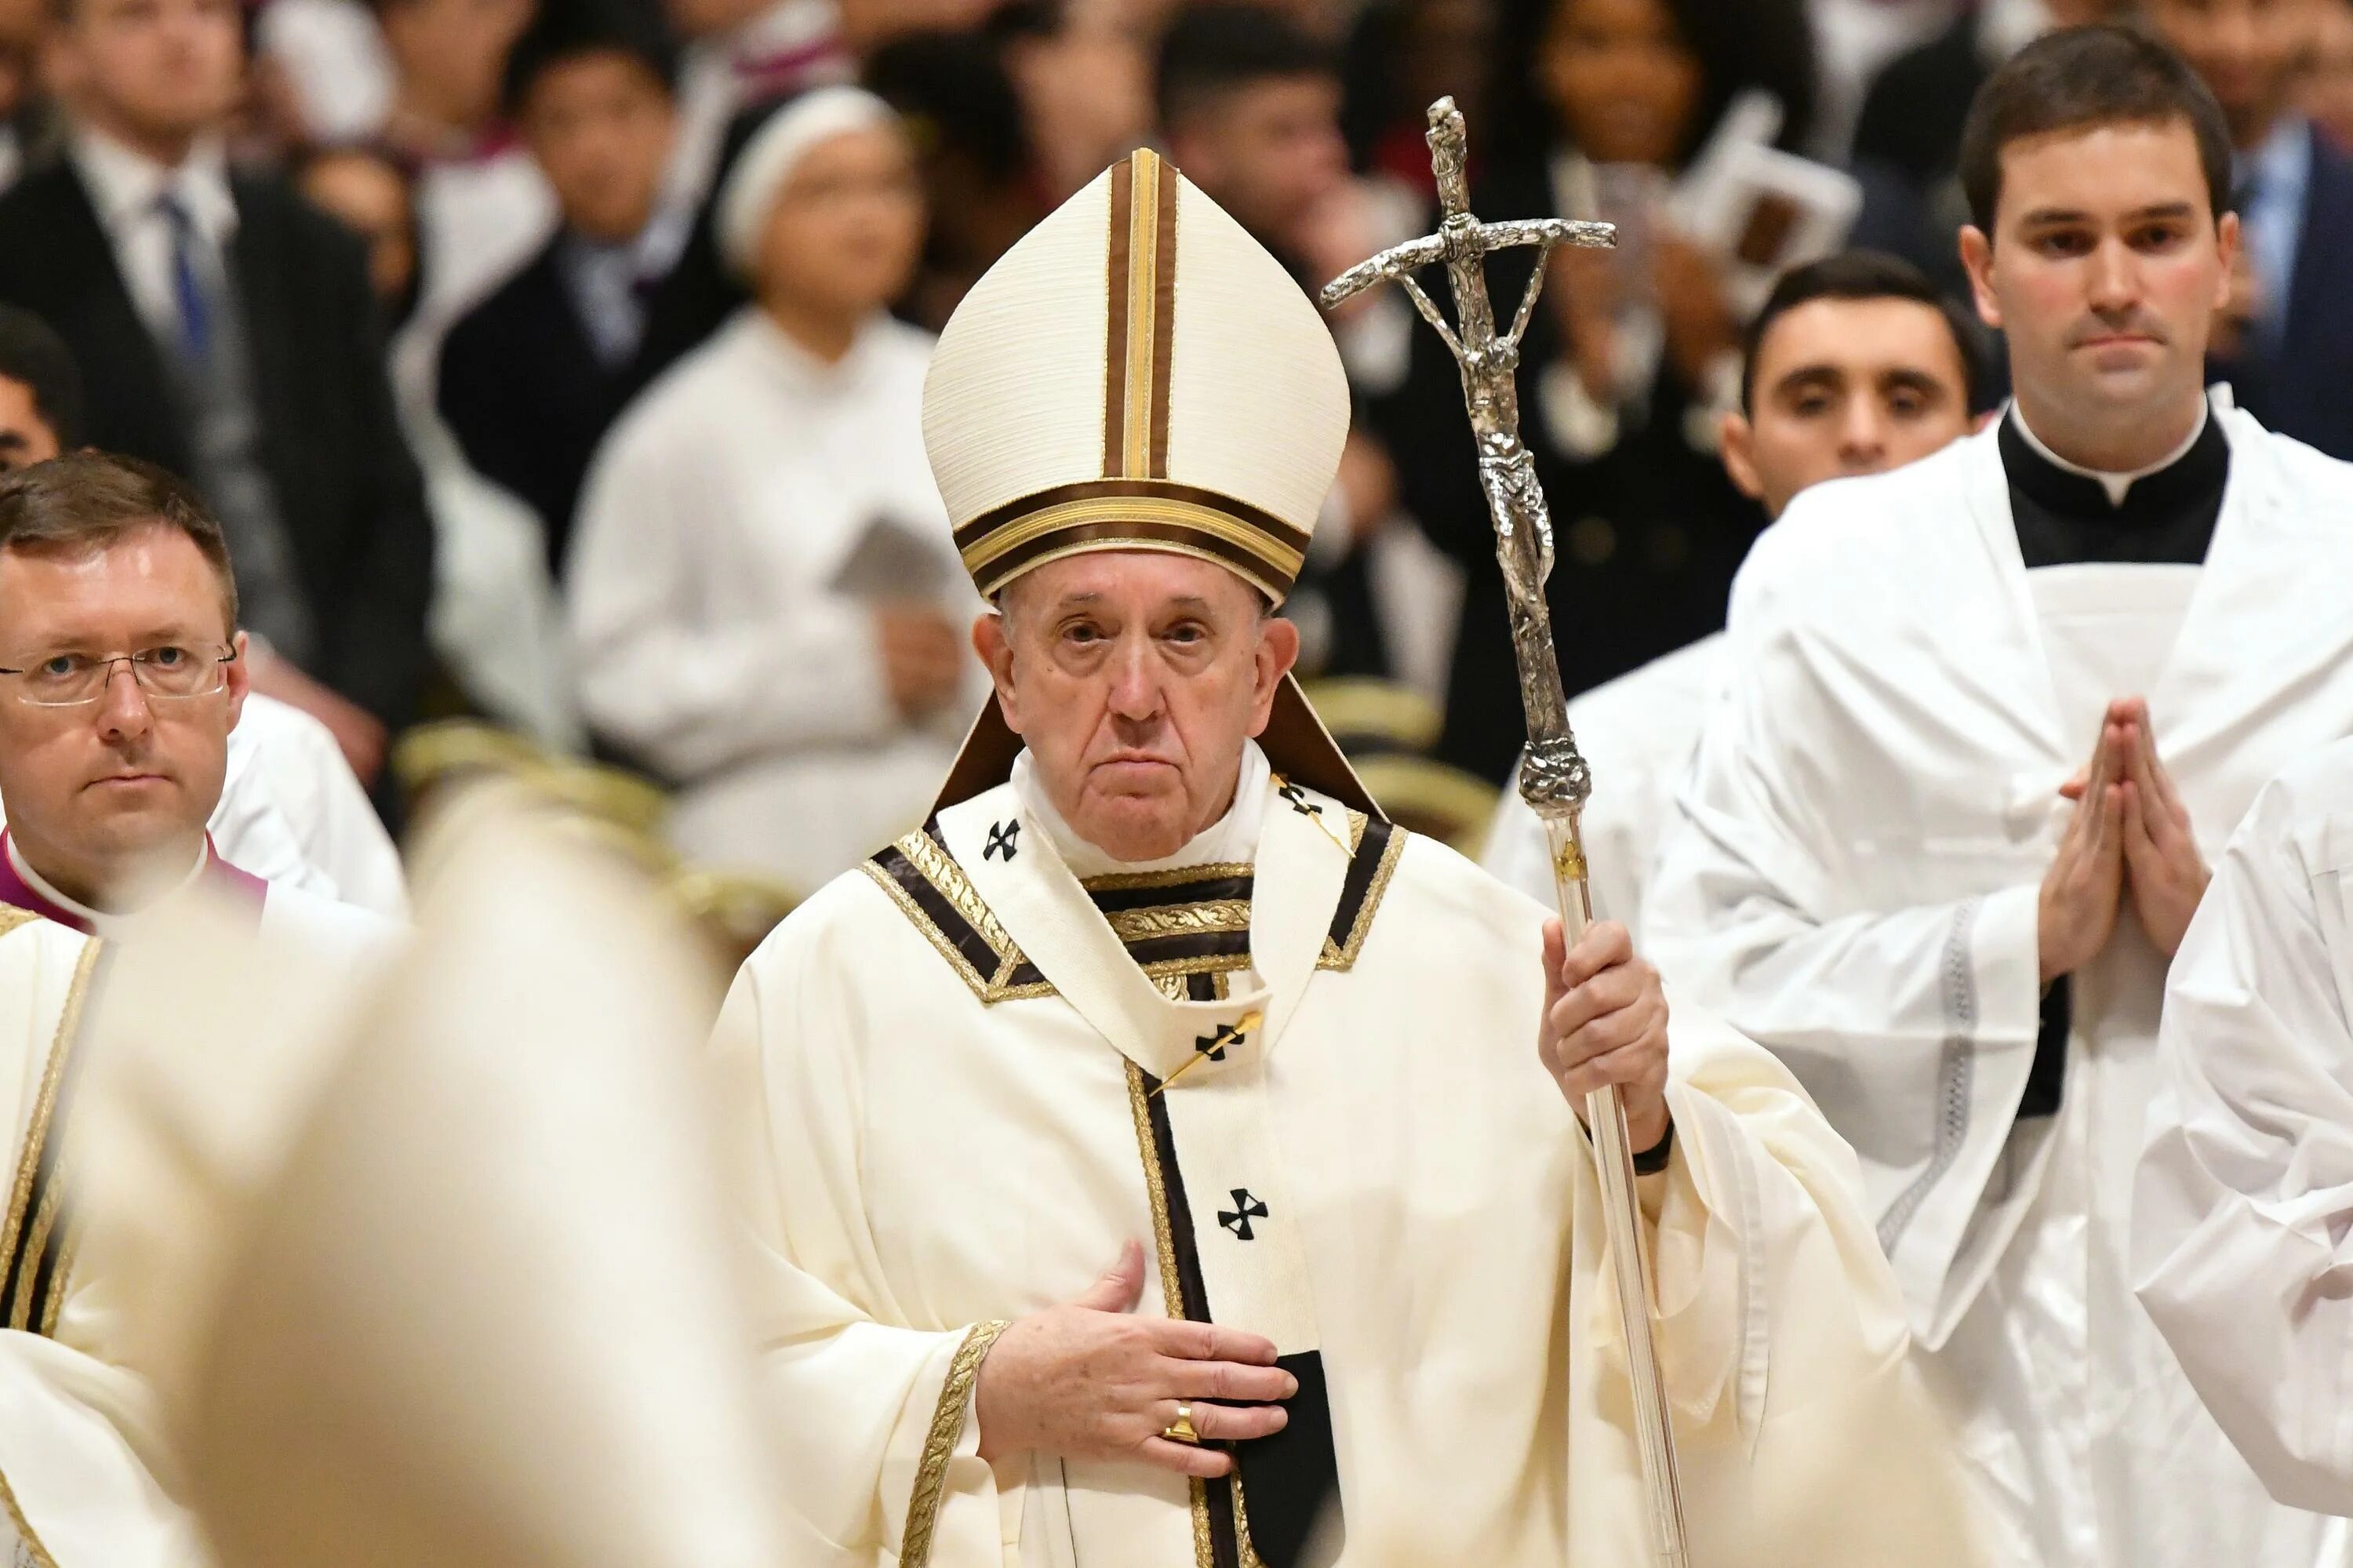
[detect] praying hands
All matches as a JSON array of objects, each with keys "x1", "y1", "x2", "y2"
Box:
[{"x1": 2041, "y1": 697, "x2": 2210, "y2": 987}]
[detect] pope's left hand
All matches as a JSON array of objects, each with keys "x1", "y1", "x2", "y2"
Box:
[{"x1": 1540, "y1": 919, "x2": 1672, "y2": 1156}]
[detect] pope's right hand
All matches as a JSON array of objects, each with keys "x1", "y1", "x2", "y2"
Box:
[{"x1": 975, "y1": 1239, "x2": 1295, "y2": 1478}]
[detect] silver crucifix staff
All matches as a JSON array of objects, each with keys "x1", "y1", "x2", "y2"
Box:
[{"x1": 1322, "y1": 96, "x2": 1690, "y2": 1566}]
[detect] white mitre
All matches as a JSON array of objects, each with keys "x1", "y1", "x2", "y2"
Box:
[{"x1": 922, "y1": 147, "x2": 1377, "y2": 815}]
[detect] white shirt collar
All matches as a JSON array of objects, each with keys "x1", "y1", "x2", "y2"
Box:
[
  {"x1": 1013, "y1": 740, "x2": 1271, "y2": 880},
  {"x1": 71, "y1": 122, "x2": 238, "y2": 245},
  {"x1": 8, "y1": 834, "x2": 210, "y2": 937},
  {"x1": 2009, "y1": 397, "x2": 2212, "y2": 508}
]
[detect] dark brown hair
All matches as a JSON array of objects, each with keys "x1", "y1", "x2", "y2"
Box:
[
  {"x1": 1959, "y1": 24, "x2": 2234, "y2": 235},
  {"x1": 0, "y1": 453, "x2": 239, "y2": 632},
  {"x1": 1740, "y1": 250, "x2": 1990, "y2": 413}
]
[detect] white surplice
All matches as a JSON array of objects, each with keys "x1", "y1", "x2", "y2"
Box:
[
  {"x1": 2134, "y1": 736, "x2": 2353, "y2": 1517},
  {"x1": 214, "y1": 694, "x2": 408, "y2": 917},
  {"x1": 570, "y1": 309, "x2": 987, "y2": 893},
  {"x1": 1482, "y1": 632, "x2": 1726, "y2": 930},
  {"x1": 1646, "y1": 395, "x2": 2353, "y2": 1567},
  {"x1": 711, "y1": 741, "x2": 1985, "y2": 1568}
]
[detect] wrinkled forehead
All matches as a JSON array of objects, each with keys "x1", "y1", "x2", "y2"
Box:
[{"x1": 999, "y1": 548, "x2": 1269, "y2": 622}]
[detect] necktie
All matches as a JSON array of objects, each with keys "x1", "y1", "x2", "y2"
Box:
[{"x1": 156, "y1": 191, "x2": 213, "y2": 366}]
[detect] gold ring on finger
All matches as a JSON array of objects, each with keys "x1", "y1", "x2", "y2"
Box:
[{"x1": 1162, "y1": 1402, "x2": 1202, "y2": 1445}]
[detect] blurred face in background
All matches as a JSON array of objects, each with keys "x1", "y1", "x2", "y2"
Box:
[
  {"x1": 2304, "y1": 0, "x2": 2353, "y2": 149},
  {"x1": 50, "y1": 0, "x2": 244, "y2": 160},
  {"x1": 379, "y1": 0, "x2": 535, "y2": 133},
  {"x1": 1000, "y1": 0, "x2": 1152, "y2": 202},
  {"x1": 0, "y1": 378, "x2": 63, "y2": 472},
  {"x1": 521, "y1": 50, "x2": 677, "y2": 244},
  {"x1": 298, "y1": 149, "x2": 419, "y2": 306},
  {"x1": 2145, "y1": 0, "x2": 2322, "y2": 149},
  {"x1": 755, "y1": 122, "x2": 926, "y2": 319},
  {"x1": 1163, "y1": 71, "x2": 1348, "y2": 259},
  {"x1": 1537, "y1": 0, "x2": 1699, "y2": 166},
  {"x1": 1721, "y1": 295, "x2": 1976, "y2": 517}
]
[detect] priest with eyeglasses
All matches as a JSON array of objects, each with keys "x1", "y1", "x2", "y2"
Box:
[
  {"x1": 710, "y1": 151, "x2": 1985, "y2": 1568},
  {"x1": 0, "y1": 450, "x2": 391, "y2": 1566}
]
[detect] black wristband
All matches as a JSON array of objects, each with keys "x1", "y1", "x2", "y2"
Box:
[{"x1": 1631, "y1": 1117, "x2": 1675, "y2": 1176}]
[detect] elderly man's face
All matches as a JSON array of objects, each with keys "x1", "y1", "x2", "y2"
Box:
[
  {"x1": 0, "y1": 522, "x2": 246, "y2": 901},
  {"x1": 976, "y1": 551, "x2": 1298, "y2": 861}
]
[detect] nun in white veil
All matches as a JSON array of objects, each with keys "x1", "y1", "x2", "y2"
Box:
[{"x1": 568, "y1": 87, "x2": 988, "y2": 893}]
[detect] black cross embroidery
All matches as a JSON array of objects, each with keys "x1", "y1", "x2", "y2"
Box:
[
  {"x1": 1276, "y1": 779, "x2": 1322, "y2": 818},
  {"x1": 1219, "y1": 1190, "x2": 1268, "y2": 1241},
  {"x1": 1194, "y1": 1024, "x2": 1242, "y2": 1062},
  {"x1": 984, "y1": 820, "x2": 1020, "y2": 861}
]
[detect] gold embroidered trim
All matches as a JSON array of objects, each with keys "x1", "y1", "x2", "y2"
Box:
[
  {"x1": 0, "y1": 909, "x2": 38, "y2": 941},
  {"x1": 0, "y1": 1461, "x2": 57, "y2": 1568},
  {"x1": 1232, "y1": 1474, "x2": 1268, "y2": 1568},
  {"x1": 1082, "y1": 861, "x2": 1253, "y2": 893},
  {"x1": 0, "y1": 938, "x2": 100, "y2": 1333},
  {"x1": 1104, "y1": 900, "x2": 1252, "y2": 943},
  {"x1": 1125, "y1": 1061, "x2": 1187, "y2": 1319},
  {"x1": 1320, "y1": 821, "x2": 1406, "y2": 972},
  {"x1": 899, "y1": 1318, "x2": 1010, "y2": 1568},
  {"x1": 864, "y1": 835, "x2": 1042, "y2": 1004},
  {"x1": 1124, "y1": 1060, "x2": 1217, "y2": 1568},
  {"x1": 899, "y1": 831, "x2": 1023, "y2": 966},
  {"x1": 962, "y1": 499, "x2": 1306, "y2": 591}
]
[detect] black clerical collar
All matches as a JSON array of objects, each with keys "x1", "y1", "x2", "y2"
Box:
[
  {"x1": 2001, "y1": 405, "x2": 2229, "y2": 569},
  {"x1": 2000, "y1": 406, "x2": 2228, "y2": 522}
]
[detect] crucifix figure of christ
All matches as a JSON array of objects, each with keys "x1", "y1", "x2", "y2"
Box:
[{"x1": 1320, "y1": 95, "x2": 1691, "y2": 1566}]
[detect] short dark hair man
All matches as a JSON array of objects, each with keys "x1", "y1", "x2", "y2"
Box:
[
  {"x1": 438, "y1": 0, "x2": 684, "y2": 572},
  {"x1": 1484, "y1": 250, "x2": 1984, "y2": 927},
  {"x1": 0, "y1": 323, "x2": 407, "y2": 914},
  {"x1": 1648, "y1": 27, "x2": 2353, "y2": 1567},
  {"x1": 0, "y1": 0, "x2": 435, "y2": 786},
  {"x1": 0, "y1": 450, "x2": 395, "y2": 942},
  {"x1": 1724, "y1": 250, "x2": 1988, "y2": 517}
]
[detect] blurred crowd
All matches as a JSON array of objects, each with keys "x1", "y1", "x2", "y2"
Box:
[{"x1": 0, "y1": 0, "x2": 2346, "y2": 892}]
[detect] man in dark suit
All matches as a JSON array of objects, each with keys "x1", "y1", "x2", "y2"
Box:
[
  {"x1": 2151, "y1": 0, "x2": 2353, "y2": 462},
  {"x1": 438, "y1": 0, "x2": 682, "y2": 575},
  {"x1": 0, "y1": 0, "x2": 431, "y2": 787}
]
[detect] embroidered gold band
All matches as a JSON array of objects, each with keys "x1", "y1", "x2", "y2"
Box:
[
  {"x1": 962, "y1": 494, "x2": 1307, "y2": 604},
  {"x1": 899, "y1": 1318, "x2": 1010, "y2": 1568}
]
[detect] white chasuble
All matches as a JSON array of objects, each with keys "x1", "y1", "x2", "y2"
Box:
[
  {"x1": 0, "y1": 913, "x2": 205, "y2": 1568},
  {"x1": 712, "y1": 744, "x2": 1985, "y2": 1568},
  {"x1": 1646, "y1": 398, "x2": 2353, "y2": 1568},
  {"x1": 2134, "y1": 737, "x2": 2353, "y2": 1518}
]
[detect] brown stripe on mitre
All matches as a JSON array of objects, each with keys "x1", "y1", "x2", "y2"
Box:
[
  {"x1": 1147, "y1": 154, "x2": 1178, "y2": 478},
  {"x1": 1101, "y1": 155, "x2": 1135, "y2": 478},
  {"x1": 955, "y1": 479, "x2": 1312, "y2": 604},
  {"x1": 985, "y1": 521, "x2": 1289, "y2": 602}
]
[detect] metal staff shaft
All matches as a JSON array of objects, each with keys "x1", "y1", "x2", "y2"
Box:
[{"x1": 1322, "y1": 96, "x2": 1689, "y2": 1566}]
